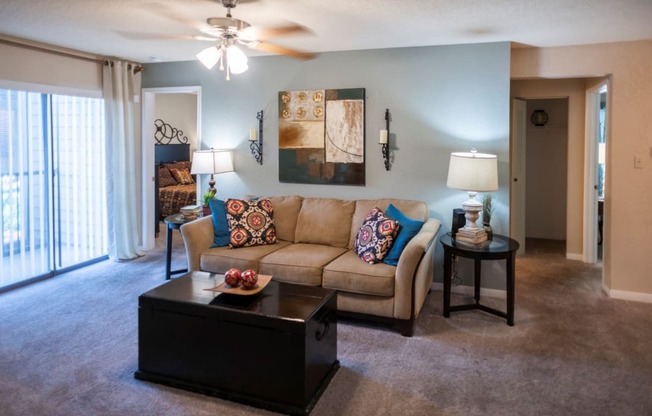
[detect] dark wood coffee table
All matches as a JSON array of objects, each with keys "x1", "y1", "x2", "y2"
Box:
[{"x1": 134, "y1": 271, "x2": 339, "y2": 416}]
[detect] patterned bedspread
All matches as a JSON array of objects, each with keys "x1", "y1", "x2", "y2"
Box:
[{"x1": 159, "y1": 184, "x2": 197, "y2": 218}]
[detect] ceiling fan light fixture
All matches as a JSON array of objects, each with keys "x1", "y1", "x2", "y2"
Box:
[
  {"x1": 196, "y1": 46, "x2": 220, "y2": 69},
  {"x1": 226, "y1": 45, "x2": 248, "y2": 72}
]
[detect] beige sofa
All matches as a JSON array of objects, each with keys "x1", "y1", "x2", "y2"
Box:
[{"x1": 180, "y1": 196, "x2": 441, "y2": 336}]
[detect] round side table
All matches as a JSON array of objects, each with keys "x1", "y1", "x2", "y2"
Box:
[
  {"x1": 440, "y1": 232, "x2": 520, "y2": 326},
  {"x1": 163, "y1": 214, "x2": 196, "y2": 280}
]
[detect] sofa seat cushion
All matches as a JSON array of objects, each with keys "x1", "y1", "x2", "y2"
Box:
[
  {"x1": 200, "y1": 241, "x2": 292, "y2": 274},
  {"x1": 323, "y1": 250, "x2": 396, "y2": 297},
  {"x1": 259, "y1": 243, "x2": 347, "y2": 286}
]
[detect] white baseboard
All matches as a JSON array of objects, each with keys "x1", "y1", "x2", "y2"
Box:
[
  {"x1": 602, "y1": 284, "x2": 652, "y2": 304},
  {"x1": 432, "y1": 283, "x2": 506, "y2": 299},
  {"x1": 566, "y1": 253, "x2": 583, "y2": 261}
]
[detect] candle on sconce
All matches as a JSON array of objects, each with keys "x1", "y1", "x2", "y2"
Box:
[
  {"x1": 379, "y1": 130, "x2": 388, "y2": 144},
  {"x1": 249, "y1": 128, "x2": 257, "y2": 141}
]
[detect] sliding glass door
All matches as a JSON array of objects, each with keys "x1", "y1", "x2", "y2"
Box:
[
  {"x1": 51, "y1": 95, "x2": 107, "y2": 269},
  {"x1": 0, "y1": 89, "x2": 107, "y2": 290},
  {"x1": 0, "y1": 91, "x2": 50, "y2": 286}
]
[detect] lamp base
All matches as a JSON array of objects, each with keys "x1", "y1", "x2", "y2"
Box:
[
  {"x1": 208, "y1": 174, "x2": 216, "y2": 194},
  {"x1": 455, "y1": 226, "x2": 488, "y2": 244},
  {"x1": 455, "y1": 191, "x2": 487, "y2": 244}
]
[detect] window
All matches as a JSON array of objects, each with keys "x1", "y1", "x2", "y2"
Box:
[{"x1": 0, "y1": 89, "x2": 107, "y2": 290}]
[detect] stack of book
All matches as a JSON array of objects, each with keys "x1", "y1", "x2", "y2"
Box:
[
  {"x1": 455, "y1": 226, "x2": 488, "y2": 244},
  {"x1": 180, "y1": 205, "x2": 201, "y2": 220}
]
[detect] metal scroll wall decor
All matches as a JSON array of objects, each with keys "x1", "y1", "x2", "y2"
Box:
[
  {"x1": 381, "y1": 108, "x2": 391, "y2": 171},
  {"x1": 278, "y1": 88, "x2": 365, "y2": 185},
  {"x1": 250, "y1": 110, "x2": 263, "y2": 165},
  {"x1": 154, "y1": 119, "x2": 189, "y2": 144}
]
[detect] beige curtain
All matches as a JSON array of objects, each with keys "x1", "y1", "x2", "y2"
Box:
[{"x1": 103, "y1": 60, "x2": 144, "y2": 260}]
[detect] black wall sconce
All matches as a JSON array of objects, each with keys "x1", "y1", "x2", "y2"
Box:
[
  {"x1": 249, "y1": 110, "x2": 263, "y2": 165},
  {"x1": 530, "y1": 109, "x2": 549, "y2": 127},
  {"x1": 380, "y1": 108, "x2": 391, "y2": 171}
]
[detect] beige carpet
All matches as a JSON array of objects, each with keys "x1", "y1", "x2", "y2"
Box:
[{"x1": 0, "y1": 233, "x2": 650, "y2": 416}]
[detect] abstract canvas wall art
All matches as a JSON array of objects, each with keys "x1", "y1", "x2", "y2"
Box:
[{"x1": 278, "y1": 88, "x2": 365, "y2": 185}]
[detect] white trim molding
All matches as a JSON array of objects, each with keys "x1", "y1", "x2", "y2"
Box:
[
  {"x1": 566, "y1": 253, "x2": 583, "y2": 261},
  {"x1": 603, "y1": 285, "x2": 652, "y2": 304}
]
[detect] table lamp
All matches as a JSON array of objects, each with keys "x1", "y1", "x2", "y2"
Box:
[
  {"x1": 446, "y1": 148, "x2": 498, "y2": 244},
  {"x1": 190, "y1": 149, "x2": 234, "y2": 194}
]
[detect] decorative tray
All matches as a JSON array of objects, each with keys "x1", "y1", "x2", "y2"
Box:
[{"x1": 203, "y1": 274, "x2": 273, "y2": 296}]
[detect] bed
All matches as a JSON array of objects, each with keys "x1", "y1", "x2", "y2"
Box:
[{"x1": 155, "y1": 143, "x2": 197, "y2": 234}]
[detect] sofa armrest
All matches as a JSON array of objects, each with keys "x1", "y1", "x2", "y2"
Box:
[
  {"x1": 393, "y1": 218, "x2": 441, "y2": 319},
  {"x1": 180, "y1": 216, "x2": 215, "y2": 272}
]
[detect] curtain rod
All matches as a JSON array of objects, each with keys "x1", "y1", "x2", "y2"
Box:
[{"x1": 0, "y1": 36, "x2": 144, "y2": 74}]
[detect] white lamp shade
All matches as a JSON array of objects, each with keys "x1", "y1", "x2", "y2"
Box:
[
  {"x1": 227, "y1": 45, "x2": 248, "y2": 74},
  {"x1": 446, "y1": 150, "x2": 498, "y2": 192},
  {"x1": 196, "y1": 46, "x2": 221, "y2": 70},
  {"x1": 190, "y1": 149, "x2": 234, "y2": 175}
]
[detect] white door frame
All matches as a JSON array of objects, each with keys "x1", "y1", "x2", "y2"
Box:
[
  {"x1": 141, "y1": 86, "x2": 202, "y2": 251},
  {"x1": 510, "y1": 98, "x2": 527, "y2": 255},
  {"x1": 582, "y1": 81, "x2": 608, "y2": 264}
]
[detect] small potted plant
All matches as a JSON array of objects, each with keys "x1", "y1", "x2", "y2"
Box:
[
  {"x1": 202, "y1": 189, "x2": 216, "y2": 216},
  {"x1": 482, "y1": 193, "x2": 494, "y2": 240}
]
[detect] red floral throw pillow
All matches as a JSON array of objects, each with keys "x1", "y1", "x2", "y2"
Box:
[
  {"x1": 169, "y1": 167, "x2": 195, "y2": 185},
  {"x1": 355, "y1": 207, "x2": 400, "y2": 264},
  {"x1": 226, "y1": 198, "x2": 277, "y2": 248}
]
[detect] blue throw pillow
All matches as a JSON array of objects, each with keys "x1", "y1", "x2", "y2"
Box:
[
  {"x1": 383, "y1": 204, "x2": 425, "y2": 266},
  {"x1": 209, "y1": 198, "x2": 230, "y2": 247}
]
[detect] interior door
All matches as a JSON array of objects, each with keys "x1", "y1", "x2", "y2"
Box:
[
  {"x1": 583, "y1": 82, "x2": 608, "y2": 264},
  {"x1": 510, "y1": 98, "x2": 527, "y2": 255}
]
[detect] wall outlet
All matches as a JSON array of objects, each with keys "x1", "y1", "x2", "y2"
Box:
[{"x1": 634, "y1": 154, "x2": 644, "y2": 169}]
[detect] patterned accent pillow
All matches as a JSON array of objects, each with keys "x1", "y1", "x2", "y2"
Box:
[
  {"x1": 355, "y1": 207, "x2": 400, "y2": 264},
  {"x1": 169, "y1": 167, "x2": 195, "y2": 185},
  {"x1": 158, "y1": 165, "x2": 177, "y2": 187},
  {"x1": 226, "y1": 198, "x2": 277, "y2": 248}
]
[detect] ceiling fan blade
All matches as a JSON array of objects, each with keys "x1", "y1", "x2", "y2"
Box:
[
  {"x1": 117, "y1": 31, "x2": 217, "y2": 42},
  {"x1": 145, "y1": 3, "x2": 216, "y2": 36},
  {"x1": 246, "y1": 23, "x2": 311, "y2": 40},
  {"x1": 252, "y1": 42, "x2": 317, "y2": 60}
]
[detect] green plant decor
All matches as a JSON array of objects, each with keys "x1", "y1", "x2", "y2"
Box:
[
  {"x1": 482, "y1": 193, "x2": 494, "y2": 239},
  {"x1": 202, "y1": 189, "x2": 216, "y2": 207}
]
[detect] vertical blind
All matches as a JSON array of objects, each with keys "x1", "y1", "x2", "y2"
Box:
[{"x1": 0, "y1": 89, "x2": 107, "y2": 289}]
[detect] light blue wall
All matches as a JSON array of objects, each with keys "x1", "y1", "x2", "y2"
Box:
[{"x1": 144, "y1": 42, "x2": 511, "y2": 288}]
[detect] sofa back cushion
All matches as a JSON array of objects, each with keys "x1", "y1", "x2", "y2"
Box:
[
  {"x1": 349, "y1": 199, "x2": 428, "y2": 248},
  {"x1": 268, "y1": 195, "x2": 303, "y2": 242},
  {"x1": 295, "y1": 198, "x2": 355, "y2": 248}
]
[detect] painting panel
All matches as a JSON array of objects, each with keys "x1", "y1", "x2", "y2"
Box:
[{"x1": 278, "y1": 88, "x2": 365, "y2": 185}]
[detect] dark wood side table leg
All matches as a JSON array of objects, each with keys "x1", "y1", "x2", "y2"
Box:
[
  {"x1": 474, "y1": 258, "x2": 482, "y2": 305},
  {"x1": 443, "y1": 247, "x2": 452, "y2": 318},
  {"x1": 506, "y1": 253, "x2": 515, "y2": 326},
  {"x1": 165, "y1": 224, "x2": 173, "y2": 280}
]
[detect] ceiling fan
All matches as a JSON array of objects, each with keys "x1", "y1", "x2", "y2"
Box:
[{"x1": 195, "y1": 0, "x2": 316, "y2": 79}]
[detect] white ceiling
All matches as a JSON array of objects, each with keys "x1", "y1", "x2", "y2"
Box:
[{"x1": 1, "y1": 0, "x2": 652, "y2": 63}]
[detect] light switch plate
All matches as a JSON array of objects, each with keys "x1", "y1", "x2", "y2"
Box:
[{"x1": 634, "y1": 155, "x2": 644, "y2": 169}]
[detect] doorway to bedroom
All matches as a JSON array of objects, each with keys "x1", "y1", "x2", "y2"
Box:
[{"x1": 141, "y1": 86, "x2": 201, "y2": 251}]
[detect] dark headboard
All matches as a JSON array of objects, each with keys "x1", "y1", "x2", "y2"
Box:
[{"x1": 155, "y1": 143, "x2": 190, "y2": 164}]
